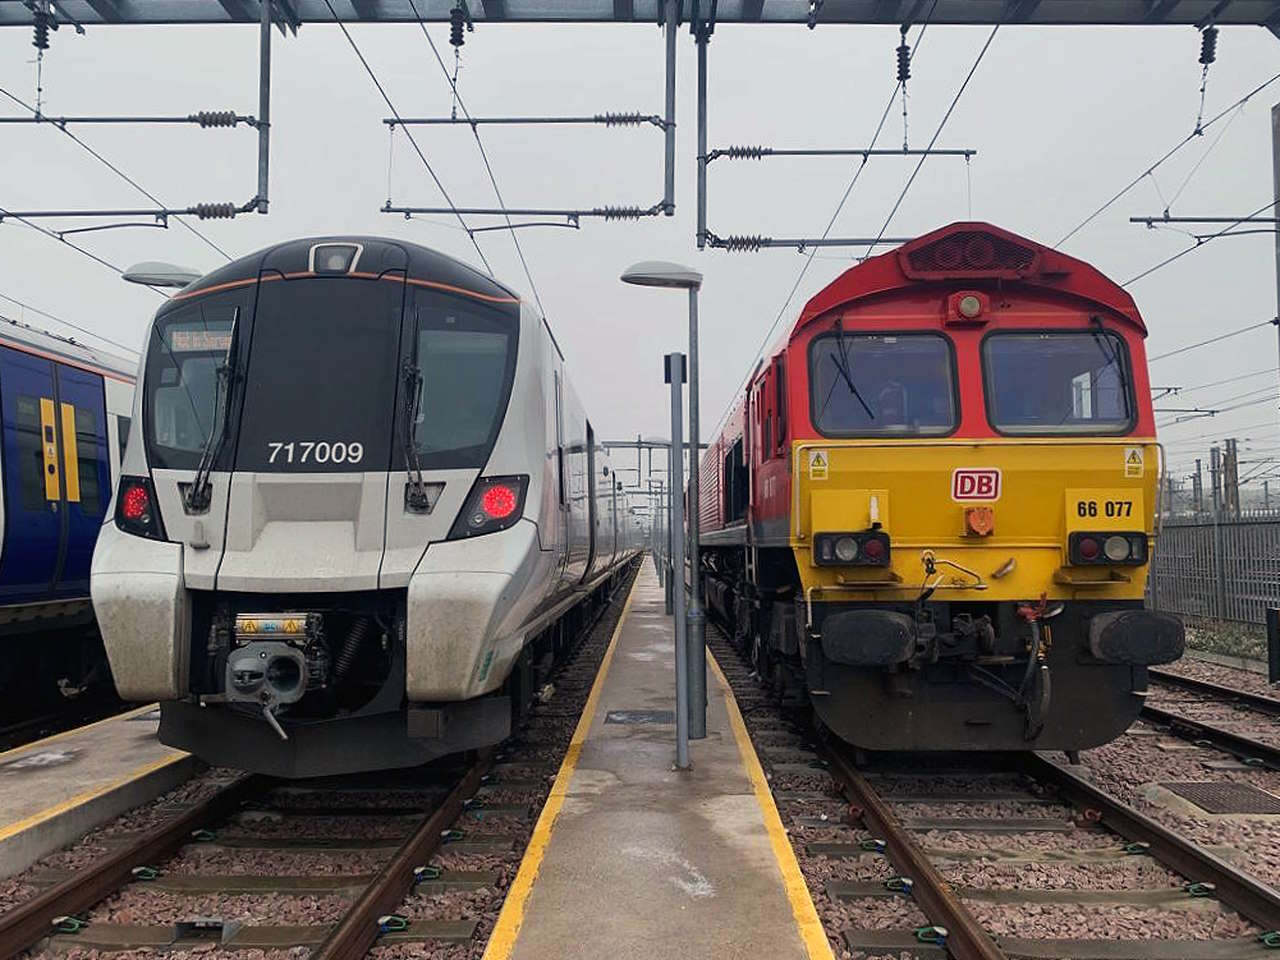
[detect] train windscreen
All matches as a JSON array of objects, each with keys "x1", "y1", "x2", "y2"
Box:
[
  {"x1": 144, "y1": 295, "x2": 241, "y2": 470},
  {"x1": 407, "y1": 286, "x2": 519, "y2": 470},
  {"x1": 809, "y1": 332, "x2": 956, "y2": 437},
  {"x1": 983, "y1": 331, "x2": 1134, "y2": 435}
]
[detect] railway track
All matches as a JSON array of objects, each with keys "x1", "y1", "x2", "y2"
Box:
[
  {"x1": 711, "y1": 625, "x2": 1280, "y2": 960},
  {"x1": 0, "y1": 562, "x2": 638, "y2": 960},
  {"x1": 1143, "y1": 667, "x2": 1280, "y2": 771}
]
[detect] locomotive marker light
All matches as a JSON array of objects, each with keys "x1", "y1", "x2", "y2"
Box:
[{"x1": 623, "y1": 261, "x2": 707, "y2": 739}]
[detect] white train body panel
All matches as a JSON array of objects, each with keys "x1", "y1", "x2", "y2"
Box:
[{"x1": 90, "y1": 238, "x2": 640, "y2": 775}]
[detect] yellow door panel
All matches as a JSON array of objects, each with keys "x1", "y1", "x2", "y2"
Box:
[
  {"x1": 39, "y1": 397, "x2": 59, "y2": 502},
  {"x1": 60, "y1": 402, "x2": 80, "y2": 503}
]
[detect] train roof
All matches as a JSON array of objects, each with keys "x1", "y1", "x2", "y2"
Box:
[
  {"x1": 162, "y1": 236, "x2": 521, "y2": 311},
  {"x1": 0, "y1": 312, "x2": 138, "y2": 382},
  {"x1": 791, "y1": 221, "x2": 1145, "y2": 343}
]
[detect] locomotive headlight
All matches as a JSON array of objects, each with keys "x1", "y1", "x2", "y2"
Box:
[
  {"x1": 958, "y1": 294, "x2": 983, "y2": 319},
  {"x1": 1103, "y1": 535, "x2": 1131, "y2": 562},
  {"x1": 833, "y1": 536, "x2": 859, "y2": 562}
]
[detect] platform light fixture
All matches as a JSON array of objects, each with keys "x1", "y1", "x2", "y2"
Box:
[
  {"x1": 622, "y1": 260, "x2": 706, "y2": 742},
  {"x1": 122, "y1": 261, "x2": 203, "y2": 288}
]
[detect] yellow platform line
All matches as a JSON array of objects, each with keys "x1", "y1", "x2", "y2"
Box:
[
  {"x1": 709, "y1": 652, "x2": 837, "y2": 960},
  {"x1": 0, "y1": 751, "x2": 189, "y2": 842},
  {"x1": 0, "y1": 703, "x2": 161, "y2": 764},
  {"x1": 481, "y1": 577, "x2": 638, "y2": 960}
]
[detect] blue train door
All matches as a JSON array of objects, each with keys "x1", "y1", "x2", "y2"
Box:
[
  {"x1": 0, "y1": 347, "x2": 109, "y2": 602},
  {"x1": 53, "y1": 363, "x2": 109, "y2": 597},
  {"x1": 0, "y1": 347, "x2": 62, "y2": 602}
]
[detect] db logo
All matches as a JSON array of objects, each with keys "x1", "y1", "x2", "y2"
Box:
[{"x1": 952, "y1": 468, "x2": 1001, "y2": 502}]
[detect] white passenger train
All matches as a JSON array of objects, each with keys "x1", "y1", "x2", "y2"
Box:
[{"x1": 91, "y1": 237, "x2": 642, "y2": 776}]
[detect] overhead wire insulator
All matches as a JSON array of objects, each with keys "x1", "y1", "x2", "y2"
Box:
[
  {"x1": 190, "y1": 111, "x2": 239, "y2": 128},
  {"x1": 596, "y1": 206, "x2": 648, "y2": 221},
  {"x1": 718, "y1": 234, "x2": 767, "y2": 252},
  {"x1": 32, "y1": 10, "x2": 50, "y2": 51},
  {"x1": 724, "y1": 145, "x2": 768, "y2": 160},
  {"x1": 896, "y1": 25, "x2": 911, "y2": 83},
  {"x1": 192, "y1": 203, "x2": 238, "y2": 220},
  {"x1": 449, "y1": 6, "x2": 466, "y2": 47},
  {"x1": 597, "y1": 112, "x2": 647, "y2": 127},
  {"x1": 1199, "y1": 25, "x2": 1218, "y2": 66}
]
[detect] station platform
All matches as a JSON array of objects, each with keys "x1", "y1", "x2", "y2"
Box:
[
  {"x1": 485, "y1": 562, "x2": 832, "y2": 960},
  {"x1": 0, "y1": 704, "x2": 198, "y2": 877}
]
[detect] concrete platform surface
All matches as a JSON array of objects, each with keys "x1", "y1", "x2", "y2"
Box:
[
  {"x1": 0, "y1": 704, "x2": 198, "y2": 877},
  {"x1": 489, "y1": 562, "x2": 831, "y2": 960}
]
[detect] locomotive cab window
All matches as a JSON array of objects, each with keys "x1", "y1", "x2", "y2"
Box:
[
  {"x1": 983, "y1": 330, "x2": 1134, "y2": 435},
  {"x1": 809, "y1": 332, "x2": 956, "y2": 437}
]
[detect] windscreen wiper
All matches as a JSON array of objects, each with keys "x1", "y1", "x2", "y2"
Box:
[
  {"x1": 401, "y1": 359, "x2": 432, "y2": 512},
  {"x1": 185, "y1": 312, "x2": 239, "y2": 513},
  {"x1": 828, "y1": 318, "x2": 875, "y2": 420}
]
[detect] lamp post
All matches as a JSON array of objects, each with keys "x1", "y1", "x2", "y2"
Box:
[{"x1": 621, "y1": 262, "x2": 706, "y2": 739}]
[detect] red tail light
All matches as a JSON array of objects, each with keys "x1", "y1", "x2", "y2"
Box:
[
  {"x1": 449, "y1": 475, "x2": 529, "y2": 539},
  {"x1": 115, "y1": 476, "x2": 166, "y2": 540},
  {"x1": 481, "y1": 483, "x2": 518, "y2": 520},
  {"x1": 1069, "y1": 531, "x2": 1147, "y2": 566}
]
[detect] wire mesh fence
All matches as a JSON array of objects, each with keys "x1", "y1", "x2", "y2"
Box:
[{"x1": 1150, "y1": 513, "x2": 1280, "y2": 624}]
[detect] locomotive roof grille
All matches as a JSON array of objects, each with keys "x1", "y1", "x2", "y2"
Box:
[{"x1": 901, "y1": 229, "x2": 1040, "y2": 280}]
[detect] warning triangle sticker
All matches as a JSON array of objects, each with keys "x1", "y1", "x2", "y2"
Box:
[{"x1": 1126, "y1": 450, "x2": 1141, "y2": 465}]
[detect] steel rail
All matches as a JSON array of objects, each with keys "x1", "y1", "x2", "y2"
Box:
[
  {"x1": 825, "y1": 746, "x2": 1008, "y2": 960},
  {"x1": 0, "y1": 774, "x2": 266, "y2": 960},
  {"x1": 1139, "y1": 703, "x2": 1280, "y2": 770},
  {"x1": 1148, "y1": 668, "x2": 1280, "y2": 718},
  {"x1": 1025, "y1": 752, "x2": 1280, "y2": 930},
  {"x1": 311, "y1": 757, "x2": 492, "y2": 960}
]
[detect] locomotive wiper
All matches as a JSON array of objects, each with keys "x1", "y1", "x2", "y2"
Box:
[
  {"x1": 401, "y1": 359, "x2": 432, "y2": 512},
  {"x1": 185, "y1": 311, "x2": 240, "y2": 513},
  {"x1": 823, "y1": 318, "x2": 874, "y2": 421}
]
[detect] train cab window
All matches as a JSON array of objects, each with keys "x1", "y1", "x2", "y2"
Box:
[
  {"x1": 773, "y1": 359, "x2": 787, "y2": 456},
  {"x1": 809, "y1": 332, "x2": 956, "y2": 437},
  {"x1": 983, "y1": 331, "x2": 1133, "y2": 435},
  {"x1": 408, "y1": 288, "x2": 519, "y2": 469},
  {"x1": 143, "y1": 296, "x2": 241, "y2": 470},
  {"x1": 722, "y1": 438, "x2": 747, "y2": 522}
]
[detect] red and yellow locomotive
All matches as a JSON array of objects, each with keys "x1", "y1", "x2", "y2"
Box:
[{"x1": 700, "y1": 222, "x2": 1183, "y2": 753}]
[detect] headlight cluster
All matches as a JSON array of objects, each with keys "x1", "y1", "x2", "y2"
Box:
[
  {"x1": 813, "y1": 531, "x2": 891, "y2": 567},
  {"x1": 1069, "y1": 531, "x2": 1148, "y2": 566}
]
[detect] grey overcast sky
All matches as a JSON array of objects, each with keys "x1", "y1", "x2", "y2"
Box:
[{"x1": 2, "y1": 19, "x2": 1280, "y2": 482}]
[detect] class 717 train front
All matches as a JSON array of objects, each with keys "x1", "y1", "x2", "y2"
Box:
[{"x1": 91, "y1": 237, "x2": 640, "y2": 777}]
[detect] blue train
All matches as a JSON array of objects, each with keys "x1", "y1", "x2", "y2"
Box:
[{"x1": 0, "y1": 315, "x2": 136, "y2": 702}]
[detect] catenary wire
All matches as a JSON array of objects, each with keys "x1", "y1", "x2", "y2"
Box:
[
  {"x1": 0, "y1": 85, "x2": 233, "y2": 263},
  {"x1": 1147, "y1": 318, "x2": 1274, "y2": 362},
  {"x1": 0, "y1": 291, "x2": 141, "y2": 355},
  {"x1": 866, "y1": 22, "x2": 1000, "y2": 254},
  {"x1": 1057, "y1": 71, "x2": 1280, "y2": 247},
  {"x1": 707, "y1": 3, "x2": 940, "y2": 440},
  {"x1": 0, "y1": 203, "x2": 167, "y2": 298},
  {"x1": 405, "y1": 0, "x2": 547, "y2": 318},
  {"x1": 1124, "y1": 198, "x2": 1280, "y2": 287},
  {"x1": 318, "y1": 0, "x2": 493, "y2": 276}
]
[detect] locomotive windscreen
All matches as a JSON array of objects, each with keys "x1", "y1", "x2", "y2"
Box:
[{"x1": 809, "y1": 332, "x2": 956, "y2": 437}]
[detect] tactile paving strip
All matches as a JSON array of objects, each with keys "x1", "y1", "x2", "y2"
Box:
[{"x1": 1162, "y1": 781, "x2": 1280, "y2": 814}]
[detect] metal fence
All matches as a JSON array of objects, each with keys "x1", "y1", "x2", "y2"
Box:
[{"x1": 1150, "y1": 513, "x2": 1280, "y2": 624}]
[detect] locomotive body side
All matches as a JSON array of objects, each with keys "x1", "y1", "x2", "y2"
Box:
[
  {"x1": 702, "y1": 223, "x2": 1183, "y2": 753},
  {"x1": 91, "y1": 237, "x2": 638, "y2": 776}
]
